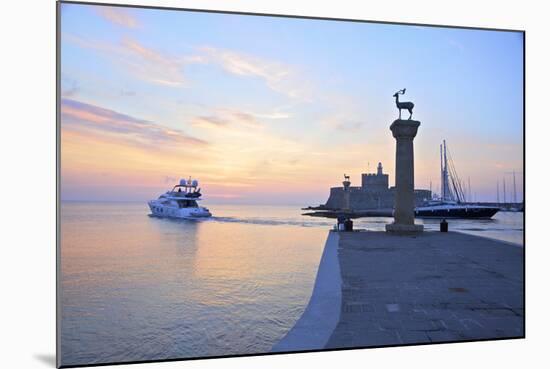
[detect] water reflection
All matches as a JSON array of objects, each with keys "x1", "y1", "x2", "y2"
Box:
[
  {"x1": 60, "y1": 202, "x2": 523, "y2": 366},
  {"x1": 60, "y1": 202, "x2": 326, "y2": 366},
  {"x1": 419, "y1": 212, "x2": 524, "y2": 245}
]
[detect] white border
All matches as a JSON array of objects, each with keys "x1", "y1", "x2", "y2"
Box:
[{"x1": 1, "y1": 1, "x2": 548, "y2": 369}]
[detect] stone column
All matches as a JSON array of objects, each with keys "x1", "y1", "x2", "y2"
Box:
[
  {"x1": 342, "y1": 177, "x2": 351, "y2": 211},
  {"x1": 386, "y1": 119, "x2": 424, "y2": 233}
]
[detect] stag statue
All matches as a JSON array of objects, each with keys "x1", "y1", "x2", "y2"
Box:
[{"x1": 393, "y1": 88, "x2": 414, "y2": 120}]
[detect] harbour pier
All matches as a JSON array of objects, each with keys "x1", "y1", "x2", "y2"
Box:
[
  {"x1": 275, "y1": 89, "x2": 523, "y2": 352},
  {"x1": 273, "y1": 230, "x2": 524, "y2": 351}
]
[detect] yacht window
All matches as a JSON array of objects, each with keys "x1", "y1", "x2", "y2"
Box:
[{"x1": 177, "y1": 200, "x2": 198, "y2": 208}]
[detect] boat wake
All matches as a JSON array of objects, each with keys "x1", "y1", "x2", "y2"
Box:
[
  {"x1": 149, "y1": 213, "x2": 333, "y2": 228},
  {"x1": 210, "y1": 216, "x2": 334, "y2": 228}
]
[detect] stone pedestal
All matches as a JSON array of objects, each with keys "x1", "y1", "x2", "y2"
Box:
[
  {"x1": 386, "y1": 119, "x2": 424, "y2": 233},
  {"x1": 342, "y1": 177, "x2": 351, "y2": 211}
]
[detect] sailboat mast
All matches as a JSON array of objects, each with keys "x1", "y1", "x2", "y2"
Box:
[
  {"x1": 439, "y1": 144, "x2": 445, "y2": 200},
  {"x1": 497, "y1": 180, "x2": 500, "y2": 203},
  {"x1": 468, "y1": 177, "x2": 471, "y2": 203},
  {"x1": 503, "y1": 177, "x2": 507, "y2": 203},
  {"x1": 443, "y1": 140, "x2": 449, "y2": 201},
  {"x1": 513, "y1": 171, "x2": 517, "y2": 203}
]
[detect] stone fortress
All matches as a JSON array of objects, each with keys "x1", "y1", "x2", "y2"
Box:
[{"x1": 323, "y1": 162, "x2": 431, "y2": 210}]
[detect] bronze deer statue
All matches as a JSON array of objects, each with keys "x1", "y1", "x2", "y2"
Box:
[{"x1": 393, "y1": 88, "x2": 414, "y2": 120}]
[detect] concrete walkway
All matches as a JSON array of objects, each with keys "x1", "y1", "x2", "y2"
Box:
[
  {"x1": 325, "y1": 231, "x2": 524, "y2": 348},
  {"x1": 273, "y1": 232, "x2": 342, "y2": 352}
]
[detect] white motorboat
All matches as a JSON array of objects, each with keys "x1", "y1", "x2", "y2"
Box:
[{"x1": 148, "y1": 178, "x2": 212, "y2": 218}]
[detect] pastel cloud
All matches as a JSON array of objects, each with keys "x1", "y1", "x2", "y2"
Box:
[
  {"x1": 64, "y1": 34, "x2": 203, "y2": 87},
  {"x1": 191, "y1": 116, "x2": 227, "y2": 127},
  {"x1": 447, "y1": 38, "x2": 466, "y2": 53},
  {"x1": 191, "y1": 108, "x2": 260, "y2": 128},
  {"x1": 200, "y1": 46, "x2": 313, "y2": 101},
  {"x1": 254, "y1": 111, "x2": 291, "y2": 120},
  {"x1": 61, "y1": 98, "x2": 207, "y2": 147},
  {"x1": 120, "y1": 38, "x2": 199, "y2": 86},
  {"x1": 61, "y1": 75, "x2": 79, "y2": 97},
  {"x1": 95, "y1": 6, "x2": 139, "y2": 29},
  {"x1": 322, "y1": 115, "x2": 365, "y2": 132},
  {"x1": 64, "y1": 32, "x2": 311, "y2": 97}
]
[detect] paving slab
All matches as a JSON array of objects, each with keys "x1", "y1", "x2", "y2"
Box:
[{"x1": 325, "y1": 231, "x2": 524, "y2": 349}]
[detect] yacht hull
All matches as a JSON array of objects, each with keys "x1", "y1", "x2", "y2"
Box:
[
  {"x1": 148, "y1": 201, "x2": 212, "y2": 218},
  {"x1": 415, "y1": 206, "x2": 499, "y2": 219}
]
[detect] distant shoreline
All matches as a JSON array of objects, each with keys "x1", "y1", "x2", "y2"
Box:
[{"x1": 59, "y1": 200, "x2": 317, "y2": 207}]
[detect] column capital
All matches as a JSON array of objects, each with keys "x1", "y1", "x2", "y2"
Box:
[{"x1": 390, "y1": 119, "x2": 421, "y2": 139}]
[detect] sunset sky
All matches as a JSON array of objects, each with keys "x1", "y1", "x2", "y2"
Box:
[{"x1": 60, "y1": 3, "x2": 524, "y2": 204}]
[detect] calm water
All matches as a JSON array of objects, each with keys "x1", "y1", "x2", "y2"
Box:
[{"x1": 60, "y1": 202, "x2": 523, "y2": 365}]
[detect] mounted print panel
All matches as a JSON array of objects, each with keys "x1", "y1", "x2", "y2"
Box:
[{"x1": 57, "y1": 1, "x2": 524, "y2": 367}]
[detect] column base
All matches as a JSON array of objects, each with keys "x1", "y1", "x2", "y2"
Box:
[{"x1": 385, "y1": 223, "x2": 424, "y2": 234}]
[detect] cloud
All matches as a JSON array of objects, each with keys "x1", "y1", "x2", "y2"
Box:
[
  {"x1": 191, "y1": 108, "x2": 260, "y2": 128},
  {"x1": 191, "y1": 116, "x2": 227, "y2": 127},
  {"x1": 61, "y1": 75, "x2": 79, "y2": 97},
  {"x1": 61, "y1": 85, "x2": 79, "y2": 98},
  {"x1": 222, "y1": 109, "x2": 259, "y2": 126},
  {"x1": 61, "y1": 98, "x2": 207, "y2": 147},
  {"x1": 322, "y1": 115, "x2": 366, "y2": 132},
  {"x1": 331, "y1": 120, "x2": 364, "y2": 131},
  {"x1": 64, "y1": 34, "x2": 204, "y2": 87},
  {"x1": 200, "y1": 46, "x2": 313, "y2": 101},
  {"x1": 64, "y1": 34, "x2": 309, "y2": 97},
  {"x1": 447, "y1": 38, "x2": 466, "y2": 53},
  {"x1": 253, "y1": 112, "x2": 291, "y2": 120},
  {"x1": 119, "y1": 38, "x2": 193, "y2": 86},
  {"x1": 120, "y1": 89, "x2": 136, "y2": 96},
  {"x1": 95, "y1": 6, "x2": 139, "y2": 29}
]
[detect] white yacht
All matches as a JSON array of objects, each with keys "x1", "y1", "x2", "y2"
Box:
[{"x1": 148, "y1": 178, "x2": 212, "y2": 218}]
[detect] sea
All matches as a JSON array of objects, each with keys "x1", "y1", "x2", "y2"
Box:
[{"x1": 59, "y1": 202, "x2": 523, "y2": 366}]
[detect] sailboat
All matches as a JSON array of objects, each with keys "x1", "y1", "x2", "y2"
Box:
[{"x1": 414, "y1": 140, "x2": 500, "y2": 219}]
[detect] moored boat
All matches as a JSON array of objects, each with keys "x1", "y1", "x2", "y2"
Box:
[
  {"x1": 415, "y1": 200, "x2": 499, "y2": 219},
  {"x1": 415, "y1": 140, "x2": 500, "y2": 219}
]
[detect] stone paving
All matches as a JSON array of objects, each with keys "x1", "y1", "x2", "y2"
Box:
[{"x1": 325, "y1": 231, "x2": 524, "y2": 349}]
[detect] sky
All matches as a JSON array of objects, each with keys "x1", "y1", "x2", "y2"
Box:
[{"x1": 60, "y1": 3, "x2": 524, "y2": 204}]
